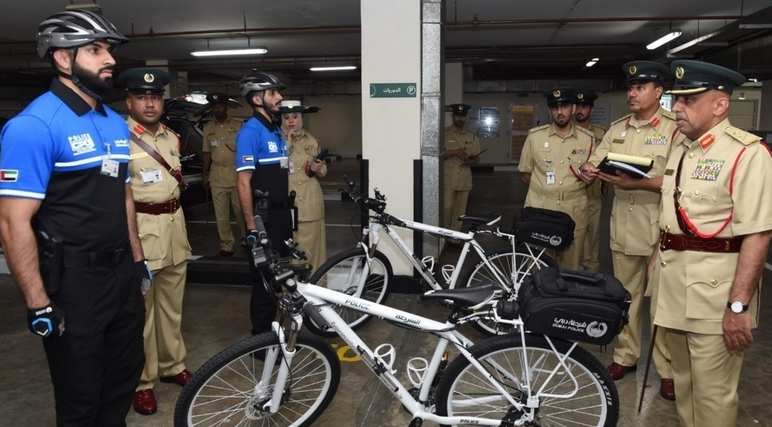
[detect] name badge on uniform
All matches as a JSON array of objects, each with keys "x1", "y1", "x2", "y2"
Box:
[
  {"x1": 664, "y1": 169, "x2": 675, "y2": 176},
  {"x1": 140, "y1": 168, "x2": 164, "y2": 185},
  {"x1": 612, "y1": 138, "x2": 625, "y2": 144},
  {"x1": 211, "y1": 139, "x2": 220, "y2": 148},
  {"x1": 546, "y1": 171, "x2": 556, "y2": 185},
  {"x1": 101, "y1": 158, "x2": 120, "y2": 178},
  {"x1": 288, "y1": 160, "x2": 296, "y2": 174}
]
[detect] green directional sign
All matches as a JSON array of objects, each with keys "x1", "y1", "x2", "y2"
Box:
[{"x1": 369, "y1": 83, "x2": 417, "y2": 98}]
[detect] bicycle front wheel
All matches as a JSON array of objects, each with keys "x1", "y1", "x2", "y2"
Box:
[
  {"x1": 435, "y1": 334, "x2": 618, "y2": 427},
  {"x1": 174, "y1": 331, "x2": 340, "y2": 427},
  {"x1": 459, "y1": 245, "x2": 557, "y2": 336},
  {"x1": 305, "y1": 246, "x2": 393, "y2": 336}
]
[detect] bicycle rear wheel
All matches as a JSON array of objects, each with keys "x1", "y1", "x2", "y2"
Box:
[
  {"x1": 459, "y1": 245, "x2": 556, "y2": 336},
  {"x1": 435, "y1": 334, "x2": 618, "y2": 427},
  {"x1": 174, "y1": 331, "x2": 340, "y2": 427},
  {"x1": 304, "y1": 246, "x2": 393, "y2": 336}
]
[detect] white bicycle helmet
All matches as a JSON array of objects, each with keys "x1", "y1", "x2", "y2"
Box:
[{"x1": 37, "y1": 9, "x2": 128, "y2": 58}]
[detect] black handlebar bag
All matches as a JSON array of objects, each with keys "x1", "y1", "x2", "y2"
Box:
[
  {"x1": 518, "y1": 267, "x2": 631, "y2": 345},
  {"x1": 513, "y1": 207, "x2": 575, "y2": 251}
]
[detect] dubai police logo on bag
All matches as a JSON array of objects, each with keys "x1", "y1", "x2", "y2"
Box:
[
  {"x1": 586, "y1": 321, "x2": 609, "y2": 339},
  {"x1": 144, "y1": 73, "x2": 154, "y2": 83}
]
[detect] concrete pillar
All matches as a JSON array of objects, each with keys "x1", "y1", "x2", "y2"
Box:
[
  {"x1": 421, "y1": 0, "x2": 445, "y2": 260},
  {"x1": 361, "y1": 0, "x2": 422, "y2": 274}
]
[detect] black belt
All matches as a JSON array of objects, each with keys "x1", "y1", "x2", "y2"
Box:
[{"x1": 63, "y1": 242, "x2": 131, "y2": 269}]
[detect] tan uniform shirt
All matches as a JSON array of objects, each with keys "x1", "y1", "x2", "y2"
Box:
[
  {"x1": 444, "y1": 126, "x2": 480, "y2": 191},
  {"x1": 652, "y1": 119, "x2": 772, "y2": 334},
  {"x1": 519, "y1": 123, "x2": 594, "y2": 196},
  {"x1": 286, "y1": 130, "x2": 327, "y2": 222},
  {"x1": 128, "y1": 118, "x2": 192, "y2": 270},
  {"x1": 585, "y1": 123, "x2": 607, "y2": 199},
  {"x1": 202, "y1": 117, "x2": 243, "y2": 188},
  {"x1": 588, "y1": 107, "x2": 678, "y2": 255}
]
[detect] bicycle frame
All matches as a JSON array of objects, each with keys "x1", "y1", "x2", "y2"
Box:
[
  {"x1": 263, "y1": 282, "x2": 584, "y2": 426},
  {"x1": 363, "y1": 219, "x2": 513, "y2": 293}
]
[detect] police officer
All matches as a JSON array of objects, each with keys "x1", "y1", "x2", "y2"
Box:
[
  {"x1": 0, "y1": 10, "x2": 149, "y2": 425},
  {"x1": 579, "y1": 61, "x2": 675, "y2": 399},
  {"x1": 118, "y1": 67, "x2": 193, "y2": 415},
  {"x1": 519, "y1": 88, "x2": 594, "y2": 269},
  {"x1": 235, "y1": 71, "x2": 292, "y2": 335},
  {"x1": 443, "y1": 103, "x2": 480, "y2": 248},
  {"x1": 650, "y1": 60, "x2": 772, "y2": 427},
  {"x1": 573, "y1": 91, "x2": 607, "y2": 273},
  {"x1": 279, "y1": 100, "x2": 327, "y2": 273},
  {"x1": 202, "y1": 92, "x2": 246, "y2": 257}
]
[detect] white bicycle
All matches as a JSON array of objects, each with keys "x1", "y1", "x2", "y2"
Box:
[
  {"x1": 174, "y1": 228, "x2": 619, "y2": 427},
  {"x1": 307, "y1": 176, "x2": 558, "y2": 336}
]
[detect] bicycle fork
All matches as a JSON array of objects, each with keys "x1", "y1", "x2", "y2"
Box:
[{"x1": 260, "y1": 312, "x2": 304, "y2": 413}]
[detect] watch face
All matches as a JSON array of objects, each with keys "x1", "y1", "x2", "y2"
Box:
[{"x1": 731, "y1": 301, "x2": 744, "y2": 313}]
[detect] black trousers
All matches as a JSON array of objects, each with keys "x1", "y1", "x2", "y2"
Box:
[
  {"x1": 42, "y1": 255, "x2": 145, "y2": 427},
  {"x1": 250, "y1": 207, "x2": 292, "y2": 335}
]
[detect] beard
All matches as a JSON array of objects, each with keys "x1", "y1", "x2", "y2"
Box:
[
  {"x1": 453, "y1": 119, "x2": 465, "y2": 128},
  {"x1": 213, "y1": 109, "x2": 227, "y2": 121},
  {"x1": 72, "y1": 62, "x2": 114, "y2": 96}
]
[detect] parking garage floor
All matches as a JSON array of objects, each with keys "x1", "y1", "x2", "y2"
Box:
[{"x1": 1, "y1": 159, "x2": 771, "y2": 426}]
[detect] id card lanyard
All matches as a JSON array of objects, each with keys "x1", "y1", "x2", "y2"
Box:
[{"x1": 101, "y1": 142, "x2": 120, "y2": 178}]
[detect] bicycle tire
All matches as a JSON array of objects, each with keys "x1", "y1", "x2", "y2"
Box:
[
  {"x1": 304, "y1": 246, "x2": 393, "y2": 337},
  {"x1": 459, "y1": 245, "x2": 557, "y2": 336},
  {"x1": 174, "y1": 331, "x2": 340, "y2": 427},
  {"x1": 435, "y1": 334, "x2": 618, "y2": 427}
]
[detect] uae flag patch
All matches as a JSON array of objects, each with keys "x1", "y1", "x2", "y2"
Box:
[
  {"x1": 0, "y1": 170, "x2": 18, "y2": 182},
  {"x1": 242, "y1": 155, "x2": 254, "y2": 163}
]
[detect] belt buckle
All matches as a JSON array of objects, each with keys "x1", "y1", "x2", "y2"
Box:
[
  {"x1": 171, "y1": 198, "x2": 179, "y2": 212},
  {"x1": 659, "y1": 229, "x2": 667, "y2": 250}
]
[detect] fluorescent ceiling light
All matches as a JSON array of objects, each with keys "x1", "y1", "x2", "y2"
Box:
[
  {"x1": 647, "y1": 29, "x2": 682, "y2": 50},
  {"x1": 739, "y1": 24, "x2": 772, "y2": 29},
  {"x1": 585, "y1": 58, "x2": 599, "y2": 67},
  {"x1": 309, "y1": 66, "x2": 357, "y2": 72},
  {"x1": 190, "y1": 48, "x2": 268, "y2": 57}
]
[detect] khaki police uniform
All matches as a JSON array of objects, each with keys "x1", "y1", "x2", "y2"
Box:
[
  {"x1": 581, "y1": 123, "x2": 607, "y2": 273},
  {"x1": 519, "y1": 122, "x2": 593, "y2": 269},
  {"x1": 651, "y1": 119, "x2": 772, "y2": 426},
  {"x1": 203, "y1": 117, "x2": 246, "y2": 252},
  {"x1": 443, "y1": 125, "x2": 480, "y2": 232},
  {"x1": 128, "y1": 117, "x2": 192, "y2": 391},
  {"x1": 286, "y1": 130, "x2": 327, "y2": 273},
  {"x1": 588, "y1": 106, "x2": 676, "y2": 376}
]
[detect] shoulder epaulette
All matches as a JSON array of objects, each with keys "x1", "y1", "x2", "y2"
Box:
[
  {"x1": 725, "y1": 125, "x2": 761, "y2": 146},
  {"x1": 528, "y1": 124, "x2": 551, "y2": 133},
  {"x1": 661, "y1": 110, "x2": 676, "y2": 120},
  {"x1": 609, "y1": 113, "x2": 632, "y2": 127},
  {"x1": 575, "y1": 125, "x2": 594, "y2": 138}
]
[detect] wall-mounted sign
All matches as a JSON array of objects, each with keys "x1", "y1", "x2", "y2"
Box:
[{"x1": 369, "y1": 83, "x2": 417, "y2": 98}]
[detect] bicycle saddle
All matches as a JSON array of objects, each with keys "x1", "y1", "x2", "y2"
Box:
[
  {"x1": 458, "y1": 212, "x2": 501, "y2": 226},
  {"x1": 421, "y1": 283, "x2": 496, "y2": 309}
]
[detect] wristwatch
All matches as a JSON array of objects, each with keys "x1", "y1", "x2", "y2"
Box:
[{"x1": 727, "y1": 301, "x2": 749, "y2": 314}]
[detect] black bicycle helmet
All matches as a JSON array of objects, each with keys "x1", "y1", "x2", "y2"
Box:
[
  {"x1": 239, "y1": 72, "x2": 287, "y2": 97},
  {"x1": 37, "y1": 9, "x2": 128, "y2": 58}
]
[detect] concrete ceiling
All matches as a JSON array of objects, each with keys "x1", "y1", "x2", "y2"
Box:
[{"x1": 0, "y1": 0, "x2": 771, "y2": 89}]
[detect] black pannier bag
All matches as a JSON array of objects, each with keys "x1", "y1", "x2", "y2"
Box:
[
  {"x1": 517, "y1": 267, "x2": 631, "y2": 345},
  {"x1": 513, "y1": 207, "x2": 575, "y2": 251}
]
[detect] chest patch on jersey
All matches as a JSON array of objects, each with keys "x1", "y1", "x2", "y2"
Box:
[
  {"x1": 268, "y1": 141, "x2": 279, "y2": 153},
  {"x1": 68, "y1": 133, "x2": 97, "y2": 155},
  {"x1": 644, "y1": 134, "x2": 667, "y2": 145},
  {"x1": 691, "y1": 159, "x2": 725, "y2": 181},
  {"x1": 0, "y1": 170, "x2": 18, "y2": 182},
  {"x1": 114, "y1": 139, "x2": 129, "y2": 147}
]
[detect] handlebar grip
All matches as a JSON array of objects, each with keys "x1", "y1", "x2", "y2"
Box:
[
  {"x1": 254, "y1": 215, "x2": 268, "y2": 240},
  {"x1": 343, "y1": 174, "x2": 355, "y2": 187}
]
